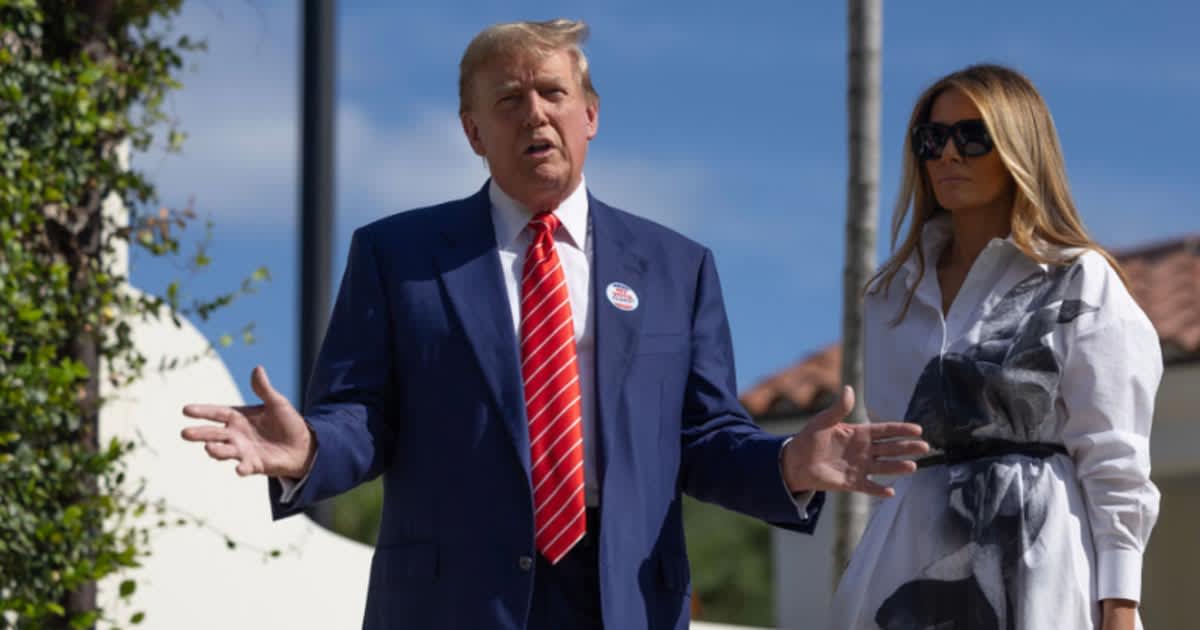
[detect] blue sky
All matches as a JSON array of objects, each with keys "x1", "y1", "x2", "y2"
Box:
[{"x1": 134, "y1": 0, "x2": 1200, "y2": 406}]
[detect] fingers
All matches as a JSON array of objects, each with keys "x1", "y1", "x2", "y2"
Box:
[
  {"x1": 250, "y1": 365, "x2": 286, "y2": 406},
  {"x1": 869, "y1": 459, "x2": 918, "y2": 476},
  {"x1": 853, "y1": 478, "x2": 896, "y2": 498},
  {"x1": 868, "y1": 421, "x2": 924, "y2": 440},
  {"x1": 235, "y1": 460, "x2": 258, "y2": 477},
  {"x1": 182, "y1": 404, "x2": 241, "y2": 425},
  {"x1": 810, "y1": 385, "x2": 856, "y2": 429},
  {"x1": 870, "y1": 438, "x2": 930, "y2": 459},
  {"x1": 200, "y1": 440, "x2": 261, "y2": 476},
  {"x1": 204, "y1": 441, "x2": 240, "y2": 460},
  {"x1": 181, "y1": 426, "x2": 231, "y2": 443}
]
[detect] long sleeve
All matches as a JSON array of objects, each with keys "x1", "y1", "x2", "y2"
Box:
[
  {"x1": 677, "y1": 249, "x2": 823, "y2": 531},
  {"x1": 1060, "y1": 310, "x2": 1162, "y2": 602},
  {"x1": 268, "y1": 227, "x2": 399, "y2": 519}
]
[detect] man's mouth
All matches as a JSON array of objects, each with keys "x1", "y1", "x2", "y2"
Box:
[{"x1": 526, "y1": 142, "x2": 554, "y2": 156}]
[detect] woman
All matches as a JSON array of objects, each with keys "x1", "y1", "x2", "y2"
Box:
[{"x1": 832, "y1": 64, "x2": 1161, "y2": 630}]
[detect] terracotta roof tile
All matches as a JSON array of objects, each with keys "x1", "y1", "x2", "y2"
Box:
[
  {"x1": 1119, "y1": 235, "x2": 1200, "y2": 360},
  {"x1": 741, "y1": 344, "x2": 842, "y2": 418},
  {"x1": 740, "y1": 234, "x2": 1200, "y2": 417}
]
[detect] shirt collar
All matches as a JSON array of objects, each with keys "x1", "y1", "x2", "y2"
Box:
[
  {"x1": 489, "y1": 176, "x2": 589, "y2": 250},
  {"x1": 899, "y1": 211, "x2": 1053, "y2": 291}
]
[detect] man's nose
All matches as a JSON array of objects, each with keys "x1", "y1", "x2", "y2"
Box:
[{"x1": 521, "y1": 93, "x2": 549, "y2": 127}]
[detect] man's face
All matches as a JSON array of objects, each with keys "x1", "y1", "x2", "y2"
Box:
[{"x1": 461, "y1": 48, "x2": 599, "y2": 213}]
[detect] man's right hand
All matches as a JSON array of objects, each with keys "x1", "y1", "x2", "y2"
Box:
[{"x1": 181, "y1": 365, "x2": 316, "y2": 479}]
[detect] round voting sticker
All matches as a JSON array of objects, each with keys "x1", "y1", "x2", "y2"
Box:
[{"x1": 605, "y1": 282, "x2": 639, "y2": 312}]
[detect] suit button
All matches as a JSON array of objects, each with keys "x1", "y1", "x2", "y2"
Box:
[{"x1": 518, "y1": 555, "x2": 534, "y2": 571}]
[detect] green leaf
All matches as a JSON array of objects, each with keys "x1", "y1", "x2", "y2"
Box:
[
  {"x1": 78, "y1": 68, "x2": 103, "y2": 86},
  {"x1": 131, "y1": 611, "x2": 146, "y2": 624},
  {"x1": 167, "y1": 130, "x2": 187, "y2": 152},
  {"x1": 70, "y1": 610, "x2": 99, "y2": 629},
  {"x1": 63, "y1": 504, "x2": 83, "y2": 527},
  {"x1": 0, "y1": 5, "x2": 259, "y2": 621}
]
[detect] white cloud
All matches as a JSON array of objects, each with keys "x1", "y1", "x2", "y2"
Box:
[
  {"x1": 138, "y1": 0, "x2": 298, "y2": 218},
  {"x1": 338, "y1": 106, "x2": 487, "y2": 219}
]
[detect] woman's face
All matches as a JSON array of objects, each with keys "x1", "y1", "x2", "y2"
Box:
[{"x1": 922, "y1": 89, "x2": 1014, "y2": 214}]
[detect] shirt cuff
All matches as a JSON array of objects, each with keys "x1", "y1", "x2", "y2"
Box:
[
  {"x1": 1096, "y1": 547, "x2": 1143, "y2": 602},
  {"x1": 779, "y1": 437, "x2": 815, "y2": 519},
  {"x1": 276, "y1": 451, "x2": 317, "y2": 504}
]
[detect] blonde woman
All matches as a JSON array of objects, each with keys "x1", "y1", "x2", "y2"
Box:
[{"x1": 832, "y1": 64, "x2": 1161, "y2": 630}]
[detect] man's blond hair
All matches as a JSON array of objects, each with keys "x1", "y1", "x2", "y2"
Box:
[{"x1": 458, "y1": 19, "x2": 599, "y2": 113}]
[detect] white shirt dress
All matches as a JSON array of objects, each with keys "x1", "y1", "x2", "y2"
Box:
[{"x1": 832, "y1": 215, "x2": 1162, "y2": 630}]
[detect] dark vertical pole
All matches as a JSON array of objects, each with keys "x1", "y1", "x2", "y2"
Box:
[{"x1": 301, "y1": 0, "x2": 336, "y2": 528}]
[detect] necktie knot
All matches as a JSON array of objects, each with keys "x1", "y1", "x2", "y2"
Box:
[{"x1": 529, "y1": 212, "x2": 560, "y2": 239}]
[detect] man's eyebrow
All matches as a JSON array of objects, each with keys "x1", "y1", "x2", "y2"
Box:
[
  {"x1": 490, "y1": 79, "x2": 522, "y2": 94},
  {"x1": 487, "y1": 73, "x2": 570, "y2": 95},
  {"x1": 535, "y1": 73, "x2": 570, "y2": 85}
]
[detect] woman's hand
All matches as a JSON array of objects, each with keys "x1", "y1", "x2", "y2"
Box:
[{"x1": 1101, "y1": 598, "x2": 1137, "y2": 630}]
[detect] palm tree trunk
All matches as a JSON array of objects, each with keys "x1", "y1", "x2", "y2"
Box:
[{"x1": 833, "y1": 0, "x2": 882, "y2": 588}]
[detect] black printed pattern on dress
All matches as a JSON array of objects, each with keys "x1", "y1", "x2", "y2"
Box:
[{"x1": 875, "y1": 263, "x2": 1096, "y2": 630}]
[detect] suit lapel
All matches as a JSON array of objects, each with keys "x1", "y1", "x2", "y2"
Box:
[
  {"x1": 589, "y1": 195, "x2": 648, "y2": 489},
  {"x1": 434, "y1": 185, "x2": 531, "y2": 477}
]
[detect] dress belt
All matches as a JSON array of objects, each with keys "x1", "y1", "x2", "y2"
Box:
[{"x1": 916, "y1": 439, "x2": 1068, "y2": 469}]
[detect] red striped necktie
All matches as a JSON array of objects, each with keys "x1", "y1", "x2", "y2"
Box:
[{"x1": 520, "y1": 212, "x2": 587, "y2": 565}]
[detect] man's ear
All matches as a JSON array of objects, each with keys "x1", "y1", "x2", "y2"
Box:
[
  {"x1": 585, "y1": 100, "x2": 599, "y2": 141},
  {"x1": 461, "y1": 111, "x2": 487, "y2": 157}
]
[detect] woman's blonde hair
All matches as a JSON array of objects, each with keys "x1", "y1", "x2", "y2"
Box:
[
  {"x1": 458, "y1": 19, "x2": 599, "y2": 114},
  {"x1": 869, "y1": 63, "x2": 1126, "y2": 321}
]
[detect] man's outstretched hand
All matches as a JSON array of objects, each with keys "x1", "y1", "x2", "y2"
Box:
[
  {"x1": 781, "y1": 386, "x2": 929, "y2": 497},
  {"x1": 181, "y1": 366, "x2": 315, "y2": 479}
]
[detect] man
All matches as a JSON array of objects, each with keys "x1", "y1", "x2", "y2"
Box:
[{"x1": 181, "y1": 19, "x2": 928, "y2": 630}]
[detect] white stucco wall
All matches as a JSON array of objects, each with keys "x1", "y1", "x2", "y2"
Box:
[{"x1": 96, "y1": 303, "x2": 372, "y2": 628}]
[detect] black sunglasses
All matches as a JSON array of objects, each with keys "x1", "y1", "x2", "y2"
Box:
[{"x1": 911, "y1": 119, "x2": 994, "y2": 160}]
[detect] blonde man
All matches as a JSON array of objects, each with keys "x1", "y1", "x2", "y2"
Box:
[{"x1": 183, "y1": 19, "x2": 928, "y2": 629}]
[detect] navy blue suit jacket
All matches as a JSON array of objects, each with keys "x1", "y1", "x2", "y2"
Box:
[{"x1": 270, "y1": 184, "x2": 823, "y2": 629}]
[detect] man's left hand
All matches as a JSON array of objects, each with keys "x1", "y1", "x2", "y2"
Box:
[{"x1": 781, "y1": 385, "x2": 929, "y2": 497}]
